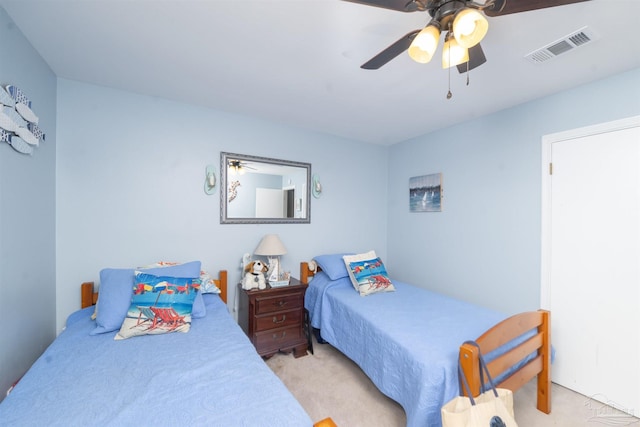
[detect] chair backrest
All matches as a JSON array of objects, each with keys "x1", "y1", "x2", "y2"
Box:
[
  {"x1": 138, "y1": 306, "x2": 155, "y2": 320},
  {"x1": 150, "y1": 307, "x2": 184, "y2": 322}
]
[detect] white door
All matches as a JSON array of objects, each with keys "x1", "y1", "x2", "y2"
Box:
[
  {"x1": 255, "y1": 188, "x2": 284, "y2": 218},
  {"x1": 541, "y1": 117, "x2": 640, "y2": 414}
]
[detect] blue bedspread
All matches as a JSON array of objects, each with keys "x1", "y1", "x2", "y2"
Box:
[
  {"x1": 0, "y1": 294, "x2": 313, "y2": 427},
  {"x1": 305, "y1": 272, "x2": 508, "y2": 427}
]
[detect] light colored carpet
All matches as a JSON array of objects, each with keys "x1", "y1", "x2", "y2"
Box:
[{"x1": 266, "y1": 337, "x2": 639, "y2": 427}]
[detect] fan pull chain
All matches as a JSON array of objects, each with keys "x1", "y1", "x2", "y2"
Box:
[
  {"x1": 446, "y1": 33, "x2": 453, "y2": 100},
  {"x1": 466, "y1": 60, "x2": 470, "y2": 86}
]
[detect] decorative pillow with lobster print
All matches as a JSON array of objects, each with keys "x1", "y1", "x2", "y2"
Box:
[{"x1": 343, "y1": 251, "x2": 395, "y2": 296}]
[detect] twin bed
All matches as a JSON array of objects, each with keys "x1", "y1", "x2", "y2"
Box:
[
  {"x1": 0, "y1": 267, "x2": 314, "y2": 426},
  {"x1": 300, "y1": 255, "x2": 551, "y2": 427},
  {"x1": 0, "y1": 257, "x2": 550, "y2": 427}
]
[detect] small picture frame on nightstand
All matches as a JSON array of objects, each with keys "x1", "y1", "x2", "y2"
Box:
[
  {"x1": 269, "y1": 279, "x2": 290, "y2": 288},
  {"x1": 269, "y1": 270, "x2": 291, "y2": 288}
]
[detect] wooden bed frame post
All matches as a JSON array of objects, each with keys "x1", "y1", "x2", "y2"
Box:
[
  {"x1": 218, "y1": 270, "x2": 228, "y2": 304},
  {"x1": 459, "y1": 342, "x2": 481, "y2": 397},
  {"x1": 81, "y1": 281, "x2": 97, "y2": 309},
  {"x1": 538, "y1": 309, "x2": 551, "y2": 414},
  {"x1": 300, "y1": 262, "x2": 312, "y2": 285}
]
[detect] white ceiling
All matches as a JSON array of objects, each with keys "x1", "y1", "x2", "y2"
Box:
[{"x1": 2, "y1": 0, "x2": 639, "y2": 145}]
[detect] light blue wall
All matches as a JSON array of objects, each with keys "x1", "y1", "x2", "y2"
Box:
[
  {"x1": 55, "y1": 79, "x2": 389, "y2": 330},
  {"x1": 387, "y1": 68, "x2": 640, "y2": 315},
  {"x1": 0, "y1": 8, "x2": 57, "y2": 398},
  {"x1": 3, "y1": 0, "x2": 639, "y2": 398}
]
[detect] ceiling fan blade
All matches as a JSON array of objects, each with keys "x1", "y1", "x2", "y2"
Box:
[
  {"x1": 342, "y1": 0, "x2": 427, "y2": 13},
  {"x1": 484, "y1": 0, "x2": 590, "y2": 17},
  {"x1": 361, "y1": 30, "x2": 420, "y2": 69},
  {"x1": 456, "y1": 43, "x2": 486, "y2": 73}
]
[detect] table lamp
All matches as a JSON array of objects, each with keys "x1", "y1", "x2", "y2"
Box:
[{"x1": 254, "y1": 234, "x2": 288, "y2": 286}]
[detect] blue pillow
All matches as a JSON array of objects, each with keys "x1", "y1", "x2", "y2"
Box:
[
  {"x1": 313, "y1": 253, "x2": 354, "y2": 280},
  {"x1": 91, "y1": 261, "x2": 202, "y2": 335}
]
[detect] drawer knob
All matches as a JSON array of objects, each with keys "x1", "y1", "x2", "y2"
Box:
[
  {"x1": 272, "y1": 315, "x2": 286, "y2": 324},
  {"x1": 272, "y1": 331, "x2": 287, "y2": 340},
  {"x1": 274, "y1": 300, "x2": 287, "y2": 307}
]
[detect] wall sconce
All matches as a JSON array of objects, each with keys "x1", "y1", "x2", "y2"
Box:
[
  {"x1": 312, "y1": 174, "x2": 322, "y2": 199},
  {"x1": 204, "y1": 164, "x2": 216, "y2": 195}
]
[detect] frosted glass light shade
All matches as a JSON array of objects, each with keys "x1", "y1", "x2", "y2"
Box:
[
  {"x1": 452, "y1": 8, "x2": 488, "y2": 48},
  {"x1": 442, "y1": 36, "x2": 469, "y2": 68},
  {"x1": 228, "y1": 161, "x2": 246, "y2": 175},
  {"x1": 408, "y1": 25, "x2": 441, "y2": 64}
]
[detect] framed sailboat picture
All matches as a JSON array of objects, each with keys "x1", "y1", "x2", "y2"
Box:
[{"x1": 409, "y1": 173, "x2": 442, "y2": 212}]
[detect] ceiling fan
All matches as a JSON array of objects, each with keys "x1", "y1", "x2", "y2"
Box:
[
  {"x1": 228, "y1": 159, "x2": 256, "y2": 175},
  {"x1": 345, "y1": 0, "x2": 590, "y2": 72}
]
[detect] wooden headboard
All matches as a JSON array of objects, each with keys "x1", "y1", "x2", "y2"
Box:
[
  {"x1": 300, "y1": 261, "x2": 320, "y2": 285},
  {"x1": 81, "y1": 270, "x2": 228, "y2": 308}
]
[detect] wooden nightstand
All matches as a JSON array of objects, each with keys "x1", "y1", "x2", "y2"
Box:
[{"x1": 238, "y1": 277, "x2": 309, "y2": 358}]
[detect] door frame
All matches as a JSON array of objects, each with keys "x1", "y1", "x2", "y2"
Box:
[{"x1": 540, "y1": 115, "x2": 640, "y2": 309}]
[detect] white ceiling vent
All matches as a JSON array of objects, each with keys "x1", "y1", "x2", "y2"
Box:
[{"x1": 525, "y1": 26, "x2": 598, "y2": 64}]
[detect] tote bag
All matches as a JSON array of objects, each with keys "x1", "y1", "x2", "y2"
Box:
[{"x1": 441, "y1": 341, "x2": 518, "y2": 427}]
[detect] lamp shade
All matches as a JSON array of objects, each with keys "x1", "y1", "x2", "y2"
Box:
[
  {"x1": 452, "y1": 8, "x2": 488, "y2": 48},
  {"x1": 442, "y1": 35, "x2": 469, "y2": 69},
  {"x1": 254, "y1": 234, "x2": 287, "y2": 256},
  {"x1": 408, "y1": 24, "x2": 441, "y2": 64}
]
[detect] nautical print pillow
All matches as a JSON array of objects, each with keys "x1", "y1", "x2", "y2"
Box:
[
  {"x1": 343, "y1": 251, "x2": 395, "y2": 296},
  {"x1": 115, "y1": 272, "x2": 200, "y2": 340},
  {"x1": 140, "y1": 261, "x2": 221, "y2": 295}
]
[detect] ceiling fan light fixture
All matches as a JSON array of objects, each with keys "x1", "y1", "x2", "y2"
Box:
[
  {"x1": 442, "y1": 34, "x2": 469, "y2": 69},
  {"x1": 408, "y1": 24, "x2": 441, "y2": 64},
  {"x1": 452, "y1": 8, "x2": 489, "y2": 48},
  {"x1": 228, "y1": 160, "x2": 246, "y2": 175}
]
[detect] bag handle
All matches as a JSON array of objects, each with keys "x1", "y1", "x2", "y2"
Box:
[
  {"x1": 459, "y1": 340, "x2": 499, "y2": 403},
  {"x1": 458, "y1": 363, "x2": 478, "y2": 405}
]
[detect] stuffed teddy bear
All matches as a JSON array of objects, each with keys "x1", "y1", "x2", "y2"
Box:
[{"x1": 242, "y1": 260, "x2": 268, "y2": 290}]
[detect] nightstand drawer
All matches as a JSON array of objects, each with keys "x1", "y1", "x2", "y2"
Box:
[
  {"x1": 254, "y1": 325, "x2": 302, "y2": 349},
  {"x1": 255, "y1": 293, "x2": 301, "y2": 315},
  {"x1": 254, "y1": 309, "x2": 301, "y2": 332}
]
